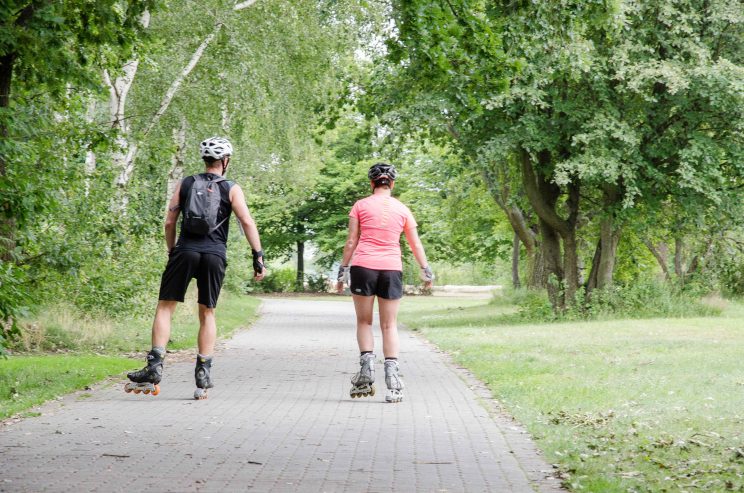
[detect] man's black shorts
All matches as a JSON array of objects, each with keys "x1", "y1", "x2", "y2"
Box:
[
  {"x1": 158, "y1": 250, "x2": 226, "y2": 308},
  {"x1": 350, "y1": 266, "x2": 403, "y2": 300}
]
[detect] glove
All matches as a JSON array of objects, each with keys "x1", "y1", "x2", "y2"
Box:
[
  {"x1": 420, "y1": 265, "x2": 434, "y2": 282},
  {"x1": 252, "y1": 249, "x2": 265, "y2": 274},
  {"x1": 337, "y1": 265, "x2": 350, "y2": 284}
]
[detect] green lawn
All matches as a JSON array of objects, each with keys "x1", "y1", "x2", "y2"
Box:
[
  {"x1": 0, "y1": 355, "x2": 134, "y2": 419},
  {"x1": 399, "y1": 296, "x2": 744, "y2": 492},
  {"x1": 2, "y1": 293, "x2": 262, "y2": 420}
]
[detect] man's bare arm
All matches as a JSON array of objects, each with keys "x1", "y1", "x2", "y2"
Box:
[
  {"x1": 230, "y1": 184, "x2": 265, "y2": 279},
  {"x1": 164, "y1": 181, "x2": 182, "y2": 253}
]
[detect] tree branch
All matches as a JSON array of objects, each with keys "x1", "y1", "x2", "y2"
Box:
[
  {"x1": 520, "y1": 148, "x2": 569, "y2": 236},
  {"x1": 141, "y1": 26, "x2": 221, "y2": 139}
]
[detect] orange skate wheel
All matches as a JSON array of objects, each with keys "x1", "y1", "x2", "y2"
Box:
[
  {"x1": 143, "y1": 389, "x2": 151, "y2": 394},
  {"x1": 151, "y1": 385, "x2": 160, "y2": 396}
]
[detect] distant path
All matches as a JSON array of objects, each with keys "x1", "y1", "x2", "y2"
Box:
[{"x1": 0, "y1": 298, "x2": 562, "y2": 492}]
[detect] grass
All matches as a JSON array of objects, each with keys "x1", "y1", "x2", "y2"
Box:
[
  {"x1": 0, "y1": 355, "x2": 134, "y2": 420},
  {"x1": 398, "y1": 295, "x2": 744, "y2": 492},
  {"x1": 2, "y1": 291, "x2": 262, "y2": 420}
]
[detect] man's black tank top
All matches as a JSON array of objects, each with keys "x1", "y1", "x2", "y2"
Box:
[{"x1": 174, "y1": 173, "x2": 234, "y2": 259}]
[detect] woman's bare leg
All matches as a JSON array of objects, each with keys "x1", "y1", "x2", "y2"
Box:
[
  {"x1": 353, "y1": 295, "x2": 375, "y2": 352},
  {"x1": 378, "y1": 297, "x2": 401, "y2": 358}
]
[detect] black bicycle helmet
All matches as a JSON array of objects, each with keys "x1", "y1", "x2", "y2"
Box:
[{"x1": 368, "y1": 163, "x2": 398, "y2": 181}]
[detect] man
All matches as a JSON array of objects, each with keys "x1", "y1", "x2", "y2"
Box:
[{"x1": 125, "y1": 136, "x2": 265, "y2": 400}]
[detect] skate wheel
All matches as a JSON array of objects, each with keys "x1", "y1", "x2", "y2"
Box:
[
  {"x1": 143, "y1": 388, "x2": 150, "y2": 394},
  {"x1": 133, "y1": 389, "x2": 141, "y2": 394},
  {"x1": 124, "y1": 386, "x2": 132, "y2": 393},
  {"x1": 369, "y1": 386, "x2": 376, "y2": 397},
  {"x1": 151, "y1": 385, "x2": 160, "y2": 396},
  {"x1": 194, "y1": 388, "x2": 208, "y2": 400}
]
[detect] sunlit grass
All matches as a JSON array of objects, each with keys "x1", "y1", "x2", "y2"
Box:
[
  {"x1": 0, "y1": 355, "x2": 134, "y2": 420},
  {"x1": 399, "y1": 296, "x2": 744, "y2": 492}
]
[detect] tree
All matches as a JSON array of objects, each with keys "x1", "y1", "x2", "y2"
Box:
[
  {"x1": 367, "y1": 0, "x2": 744, "y2": 309},
  {"x1": 0, "y1": 1, "x2": 156, "y2": 348}
]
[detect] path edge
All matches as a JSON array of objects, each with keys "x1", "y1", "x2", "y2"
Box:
[{"x1": 404, "y1": 324, "x2": 566, "y2": 493}]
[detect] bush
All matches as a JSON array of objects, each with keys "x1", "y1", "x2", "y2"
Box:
[
  {"x1": 708, "y1": 253, "x2": 744, "y2": 297},
  {"x1": 580, "y1": 281, "x2": 721, "y2": 319},
  {"x1": 496, "y1": 280, "x2": 721, "y2": 322},
  {"x1": 245, "y1": 267, "x2": 296, "y2": 293},
  {"x1": 306, "y1": 274, "x2": 331, "y2": 293}
]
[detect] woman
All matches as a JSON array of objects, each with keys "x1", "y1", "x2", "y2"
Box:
[{"x1": 336, "y1": 163, "x2": 434, "y2": 403}]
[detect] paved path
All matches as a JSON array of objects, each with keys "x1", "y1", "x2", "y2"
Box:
[{"x1": 1, "y1": 298, "x2": 563, "y2": 492}]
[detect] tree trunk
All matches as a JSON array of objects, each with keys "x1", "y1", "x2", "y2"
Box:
[
  {"x1": 586, "y1": 238, "x2": 601, "y2": 292},
  {"x1": 643, "y1": 240, "x2": 671, "y2": 281},
  {"x1": 596, "y1": 217, "x2": 619, "y2": 289},
  {"x1": 479, "y1": 161, "x2": 545, "y2": 288},
  {"x1": 562, "y1": 181, "x2": 581, "y2": 302},
  {"x1": 674, "y1": 237, "x2": 685, "y2": 282},
  {"x1": 687, "y1": 239, "x2": 713, "y2": 276},
  {"x1": 540, "y1": 219, "x2": 564, "y2": 309},
  {"x1": 526, "y1": 242, "x2": 546, "y2": 288},
  {"x1": 511, "y1": 232, "x2": 521, "y2": 289},
  {"x1": 563, "y1": 231, "x2": 580, "y2": 303},
  {"x1": 521, "y1": 148, "x2": 580, "y2": 309},
  {"x1": 296, "y1": 241, "x2": 305, "y2": 291}
]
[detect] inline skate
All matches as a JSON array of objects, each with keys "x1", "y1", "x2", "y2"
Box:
[
  {"x1": 384, "y1": 359, "x2": 404, "y2": 403},
  {"x1": 194, "y1": 355, "x2": 214, "y2": 400},
  {"x1": 125, "y1": 349, "x2": 163, "y2": 396},
  {"x1": 350, "y1": 352, "x2": 376, "y2": 398}
]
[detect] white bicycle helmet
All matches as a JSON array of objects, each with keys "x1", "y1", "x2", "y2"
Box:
[{"x1": 200, "y1": 137, "x2": 233, "y2": 160}]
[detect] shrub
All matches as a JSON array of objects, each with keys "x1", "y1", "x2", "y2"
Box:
[
  {"x1": 496, "y1": 280, "x2": 721, "y2": 322},
  {"x1": 306, "y1": 274, "x2": 331, "y2": 293},
  {"x1": 245, "y1": 267, "x2": 296, "y2": 293}
]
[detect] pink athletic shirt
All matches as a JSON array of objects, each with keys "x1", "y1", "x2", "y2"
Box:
[{"x1": 349, "y1": 194, "x2": 417, "y2": 271}]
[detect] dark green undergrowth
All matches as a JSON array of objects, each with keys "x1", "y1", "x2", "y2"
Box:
[{"x1": 0, "y1": 355, "x2": 134, "y2": 420}]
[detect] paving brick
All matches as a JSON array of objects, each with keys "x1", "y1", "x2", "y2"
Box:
[{"x1": 0, "y1": 298, "x2": 563, "y2": 492}]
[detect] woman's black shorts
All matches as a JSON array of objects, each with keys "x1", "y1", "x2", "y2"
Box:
[
  {"x1": 350, "y1": 266, "x2": 403, "y2": 300},
  {"x1": 158, "y1": 250, "x2": 227, "y2": 308}
]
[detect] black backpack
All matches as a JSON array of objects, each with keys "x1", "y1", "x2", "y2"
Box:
[{"x1": 182, "y1": 175, "x2": 228, "y2": 236}]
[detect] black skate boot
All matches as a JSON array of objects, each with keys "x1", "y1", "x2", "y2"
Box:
[
  {"x1": 194, "y1": 355, "x2": 213, "y2": 400},
  {"x1": 125, "y1": 349, "x2": 164, "y2": 396}
]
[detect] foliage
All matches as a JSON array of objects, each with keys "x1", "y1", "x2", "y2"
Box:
[
  {"x1": 306, "y1": 274, "x2": 331, "y2": 293},
  {"x1": 0, "y1": 1, "x2": 159, "y2": 350},
  {"x1": 368, "y1": 0, "x2": 744, "y2": 309},
  {"x1": 0, "y1": 0, "x2": 365, "y2": 351},
  {"x1": 245, "y1": 267, "x2": 297, "y2": 293}
]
